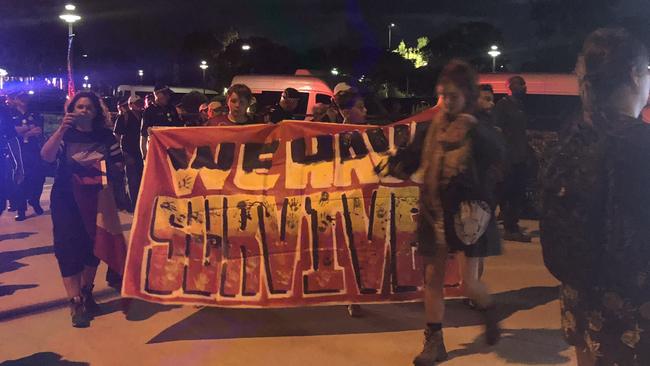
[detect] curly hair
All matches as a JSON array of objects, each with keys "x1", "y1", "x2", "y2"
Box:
[{"x1": 64, "y1": 91, "x2": 111, "y2": 132}]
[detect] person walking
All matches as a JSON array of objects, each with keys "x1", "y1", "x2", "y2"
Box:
[
  {"x1": 541, "y1": 28, "x2": 650, "y2": 366},
  {"x1": 407, "y1": 60, "x2": 504, "y2": 365},
  {"x1": 494, "y1": 76, "x2": 532, "y2": 242},
  {"x1": 10, "y1": 92, "x2": 44, "y2": 220},
  {"x1": 41, "y1": 92, "x2": 125, "y2": 328},
  {"x1": 114, "y1": 95, "x2": 144, "y2": 211}
]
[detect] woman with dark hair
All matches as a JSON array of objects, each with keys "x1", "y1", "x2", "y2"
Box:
[
  {"x1": 207, "y1": 84, "x2": 255, "y2": 126},
  {"x1": 406, "y1": 60, "x2": 504, "y2": 365},
  {"x1": 41, "y1": 91, "x2": 125, "y2": 328},
  {"x1": 541, "y1": 28, "x2": 650, "y2": 365}
]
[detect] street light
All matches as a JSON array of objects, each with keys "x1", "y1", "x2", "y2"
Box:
[
  {"x1": 0, "y1": 68, "x2": 7, "y2": 90},
  {"x1": 59, "y1": 4, "x2": 81, "y2": 97},
  {"x1": 331, "y1": 67, "x2": 339, "y2": 76},
  {"x1": 388, "y1": 23, "x2": 396, "y2": 50},
  {"x1": 241, "y1": 44, "x2": 251, "y2": 51},
  {"x1": 487, "y1": 45, "x2": 501, "y2": 73},
  {"x1": 200, "y1": 60, "x2": 209, "y2": 94},
  {"x1": 138, "y1": 69, "x2": 144, "y2": 84}
]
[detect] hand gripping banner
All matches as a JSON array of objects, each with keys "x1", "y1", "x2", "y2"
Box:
[{"x1": 122, "y1": 119, "x2": 462, "y2": 308}]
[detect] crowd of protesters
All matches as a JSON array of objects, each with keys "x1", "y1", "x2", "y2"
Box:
[{"x1": 1, "y1": 26, "x2": 648, "y2": 366}]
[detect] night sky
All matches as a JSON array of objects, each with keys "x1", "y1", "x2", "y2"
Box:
[{"x1": 1, "y1": 0, "x2": 648, "y2": 75}]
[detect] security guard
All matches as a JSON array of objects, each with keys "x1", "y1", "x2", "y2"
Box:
[
  {"x1": 140, "y1": 85, "x2": 181, "y2": 158},
  {"x1": 263, "y1": 87, "x2": 301, "y2": 123},
  {"x1": 0, "y1": 104, "x2": 24, "y2": 219},
  {"x1": 10, "y1": 92, "x2": 45, "y2": 220}
]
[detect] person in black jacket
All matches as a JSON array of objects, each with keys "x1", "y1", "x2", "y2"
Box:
[
  {"x1": 140, "y1": 86, "x2": 181, "y2": 158},
  {"x1": 541, "y1": 28, "x2": 650, "y2": 366}
]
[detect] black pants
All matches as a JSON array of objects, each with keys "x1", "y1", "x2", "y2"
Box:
[
  {"x1": 124, "y1": 152, "x2": 143, "y2": 211},
  {"x1": 501, "y1": 162, "x2": 528, "y2": 232},
  {"x1": 0, "y1": 153, "x2": 15, "y2": 213},
  {"x1": 13, "y1": 167, "x2": 45, "y2": 213}
]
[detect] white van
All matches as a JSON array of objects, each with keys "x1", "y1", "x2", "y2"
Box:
[
  {"x1": 116, "y1": 85, "x2": 220, "y2": 99},
  {"x1": 230, "y1": 74, "x2": 333, "y2": 119}
]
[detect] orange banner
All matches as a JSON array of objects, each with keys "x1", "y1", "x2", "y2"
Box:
[{"x1": 122, "y1": 120, "x2": 461, "y2": 308}]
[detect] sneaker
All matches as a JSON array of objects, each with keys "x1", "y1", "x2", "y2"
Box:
[
  {"x1": 81, "y1": 284, "x2": 101, "y2": 316},
  {"x1": 413, "y1": 328, "x2": 448, "y2": 366},
  {"x1": 502, "y1": 230, "x2": 531, "y2": 243},
  {"x1": 70, "y1": 296, "x2": 90, "y2": 328},
  {"x1": 14, "y1": 212, "x2": 26, "y2": 222},
  {"x1": 481, "y1": 305, "x2": 501, "y2": 346},
  {"x1": 347, "y1": 304, "x2": 363, "y2": 318}
]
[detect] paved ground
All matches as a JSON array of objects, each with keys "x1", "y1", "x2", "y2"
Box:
[{"x1": 0, "y1": 180, "x2": 576, "y2": 366}]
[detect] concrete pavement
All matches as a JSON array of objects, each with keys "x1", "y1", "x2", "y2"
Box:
[{"x1": 0, "y1": 181, "x2": 576, "y2": 365}]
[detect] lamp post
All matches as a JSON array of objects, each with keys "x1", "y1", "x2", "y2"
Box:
[
  {"x1": 199, "y1": 60, "x2": 209, "y2": 94},
  {"x1": 59, "y1": 4, "x2": 81, "y2": 98},
  {"x1": 487, "y1": 45, "x2": 501, "y2": 73},
  {"x1": 138, "y1": 69, "x2": 144, "y2": 84},
  {"x1": 388, "y1": 23, "x2": 396, "y2": 50},
  {"x1": 0, "y1": 69, "x2": 7, "y2": 90}
]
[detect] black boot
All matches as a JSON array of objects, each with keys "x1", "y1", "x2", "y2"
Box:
[
  {"x1": 413, "y1": 328, "x2": 448, "y2": 366},
  {"x1": 14, "y1": 211, "x2": 26, "y2": 222},
  {"x1": 81, "y1": 284, "x2": 101, "y2": 316},
  {"x1": 70, "y1": 296, "x2": 90, "y2": 328},
  {"x1": 481, "y1": 305, "x2": 501, "y2": 346}
]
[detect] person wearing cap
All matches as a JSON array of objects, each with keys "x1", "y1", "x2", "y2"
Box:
[
  {"x1": 140, "y1": 86, "x2": 181, "y2": 158},
  {"x1": 334, "y1": 89, "x2": 367, "y2": 124},
  {"x1": 114, "y1": 95, "x2": 145, "y2": 211},
  {"x1": 263, "y1": 87, "x2": 302, "y2": 123},
  {"x1": 9, "y1": 92, "x2": 44, "y2": 220}
]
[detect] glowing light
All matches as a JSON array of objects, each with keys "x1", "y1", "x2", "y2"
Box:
[
  {"x1": 0, "y1": 68, "x2": 7, "y2": 77},
  {"x1": 242, "y1": 44, "x2": 251, "y2": 51},
  {"x1": 138, "y1": 69, "x2": 144, "y2": 76},
  {"x1": 331, "y1": 67, "x2": 339, "y2": 76},
  {"x1": 390, "y1": 23, "x2": 396, "y2": 28},
  {"x1": 28, "y1": 90, "x2": 34, "y2": 95},
  {"x1": 200, "y1": 61, "x2": 209, "y2": 70},
  {"x1": 59, "y1": 14, "x2": 81, "y2": 23},
  {"x1": 65, "y1": 4, "x2": 76, "y2": 11},
  {"x1": 83, "y1": 75, "x2": 89, "y2": 81}
]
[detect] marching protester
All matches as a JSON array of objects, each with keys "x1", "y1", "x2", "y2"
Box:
[
  {"x1": 0, "y1": 105, "x2": 24, "y2": 218},
  {"x1": 10, "y1": 92, "x2": 45, "y2": 220},
  {"x1": 263, "y1": 87, "x2": 301, "y2": 123},
  {"x1": 333, "y1": 88, "x2": 367, "y2": 124},
  {"x1": 541, "y1": 28, "x2": 650, "y2": 366},
  {"x1": 385, "y1": 60, "x2": 504, "y2": 365},
  {"x1": 206, "y1": 84, "x2": 256, "y2": 126},
  {"x1": 140, "y1": 85, "x2": 181, "y2": 158},
  {"x1": 206, "y1": 101, "x2": 225, "y2": 119},
  {"x1": 199, "y1": 102, "x2": 209, "y2": 123},
  {"x1": 494, "y1": 75, "x2": 532, "y2": 242},
  {"x1": 40, "y1": 91, "x2": 126, "y2": 328},
  {"x1": 114, "y1": 95, "x2": 145, "y2": 211}
]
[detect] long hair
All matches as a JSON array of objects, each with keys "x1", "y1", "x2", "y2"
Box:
[
  {"x1": 577, "y1": 28, "x2": 649, "y2": 122},
  {"x1": 64, "y1": 91, "x2": 111, "y2": 132},
  {"x1": 437, "y1": 59, "x2": 479, "y2": 113}
]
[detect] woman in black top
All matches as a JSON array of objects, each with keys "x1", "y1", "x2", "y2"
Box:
[
  {"x1": 541, "y1": 29, "x2": 650, "y2": 365},
  {"x1": 41, "y1": 92, "x2": 124, "y2": 328}
]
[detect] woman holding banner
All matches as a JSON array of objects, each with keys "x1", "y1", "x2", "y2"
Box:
[
  {"x1": 41, "y1": 92, "x2": 127, "y2": 328},
  {"x1": 388, "y1": 60, "x2": 505, "y2": 365}
]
